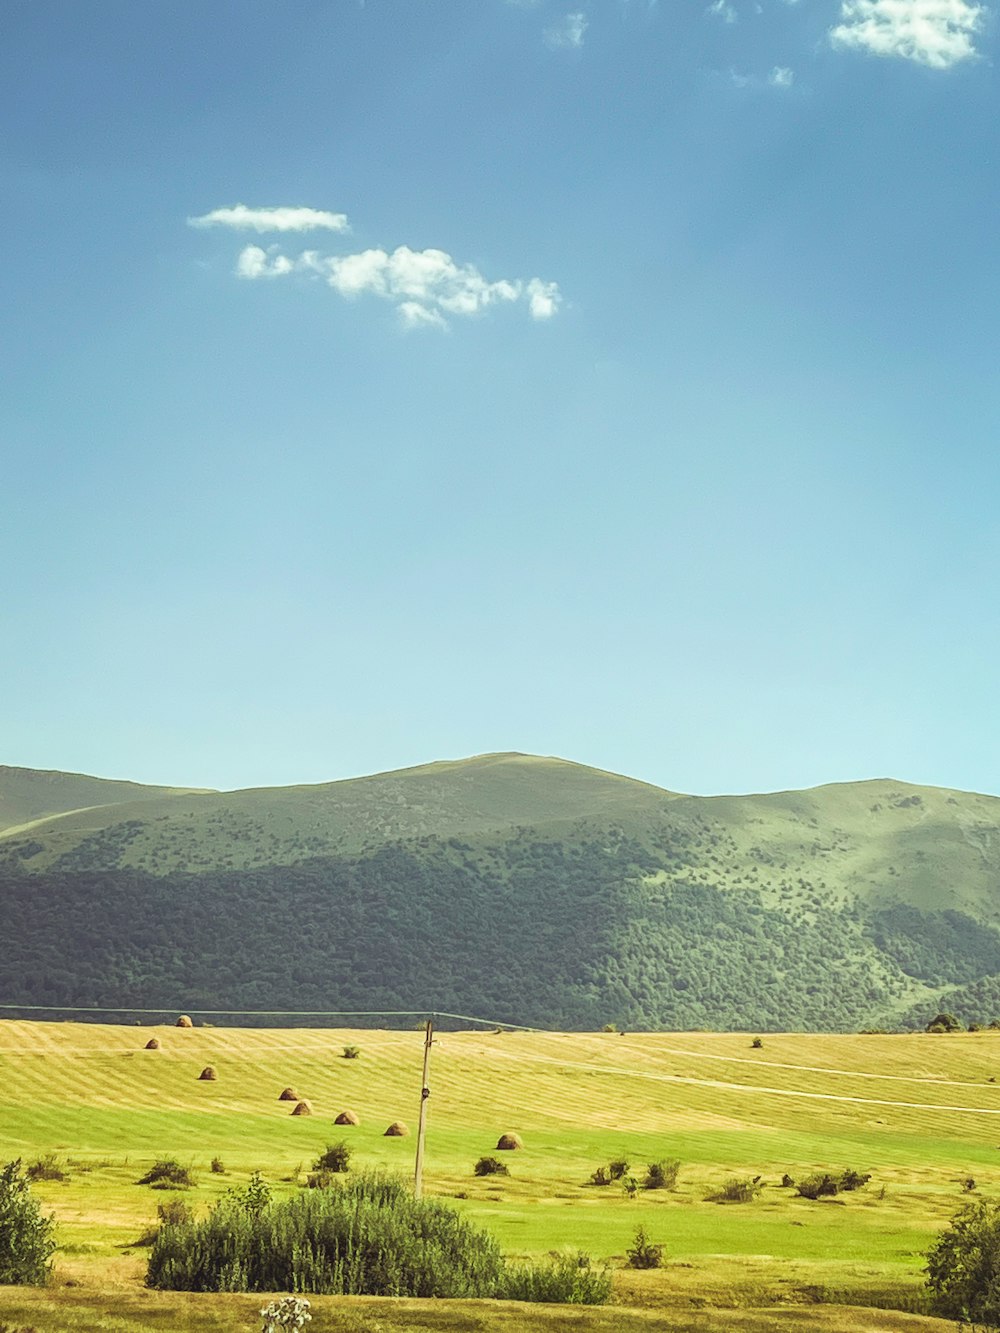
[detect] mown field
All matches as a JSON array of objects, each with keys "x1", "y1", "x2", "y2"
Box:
[{"x1": 1, "y1": 1020, "x2": 995, "y2": 1331}]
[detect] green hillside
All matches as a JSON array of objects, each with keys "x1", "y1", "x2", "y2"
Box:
[
  {"x1": 0, "y1": 764, "x2": 209, "y2": 837},
  {"x1": 1, "y1": 754, "x2": 1000, "y2": 1031}
]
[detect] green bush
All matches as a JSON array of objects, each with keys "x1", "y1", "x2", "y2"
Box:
[
  {"x1": 342, "y1": 1045, "x2": 361, "y2": 1060},
  {"x1": 25, "y1": 1154, "x2": 66, "y2": 1183},
  {"x1": 313, "y1": 1143, "x2": 351, "y2": 1174},
  {"x1": 714, "y1": 1176, "x2": 763, "y2": 1203},
  {"x1": 0, "y1": 1159, "x2": 56, "y2": 1285},
  {"x1": 796, "y1": 1174, "x2": 840, "y2": 1200},
  {"x1": 795, "y1": 1169, "x2": 869, "y2": 1200},
  {"x1": 927, "y1": 1196, "x2": 1000, "y2": 1327},
  {"x1": 625, "y1": 1226, "x2": 663, "y2": 1269},
  {"x1": 147, "y1": 1170, "x2": 609, "y2": 1302},
  {"x1": 608, "y1": 1159, "x2": 630, "y2": 1181},
  {"x1": 503, "y1": 1252, "x2": 611, "y2": 1303},
  {"x1": 474, "y1": 1157, "x2": 509, "y2": 1177},
  {"x1": 210, "y1": 1157, "x2": 226, "y2": 1175},
  {"x1": 137, "y1": 1159, "x2": 196, "y2": 1189},
  {"x1": 644, "y1": 1159, "x2": 680, "y2": 1190}
]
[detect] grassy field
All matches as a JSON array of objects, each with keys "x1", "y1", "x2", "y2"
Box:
[{"x1": 1, "y1": 1020, "x2": 993, "y2": 1330}]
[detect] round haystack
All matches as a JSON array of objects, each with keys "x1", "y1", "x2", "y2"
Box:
[
  {"x1": 278, "y1": 1087, "x2": 300, "y2": 1102},
  {"x1": 334, "y1": 1110, "x2": 360, "y2": 1126},
  {"x1": 496, "y1": 1133, "x2": 524, "y2": 1151},
  {"x1": 175, "y1": 1015, "x2": 194, "y2": 1028},
  {"x1": 384, "y1": 1121, "x2": 409, "y2": 1137},
  {"x1": 144, "y1": 1038, "x2": 161, "y2": 1050},
  {"x1": 291, "y1": 1100, "x2": 313, "y2": 1116},
  {"x1": 198, "y1": 1066, "x2": 217, "y2": 1081}
]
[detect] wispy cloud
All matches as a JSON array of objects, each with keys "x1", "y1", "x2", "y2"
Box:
[
  {"x1": 225, "y1": 238, "x2": 561, "y2": 331},
  {"x1": 769, "y1": 64, "x2": 795, "y2": 85},
  {"x1": 188, "y1": 204, "x2": 350, "y2": 233},
  {"x1": 545, "y1": 11, "x2": 588, "y2": 47},
  {"x1": 829, "y1": 0, "x2": 984, "y2": 67},
  {"x1": 707, "y1": 0, "x2": 738, "y2": 21}
]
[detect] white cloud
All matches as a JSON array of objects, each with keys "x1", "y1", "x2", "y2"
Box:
[
  {"x1": 829, "y1": 0, "x2": 984, "y2": 67},
  {"x1": 769, "y1": 64, "x2": 795, "y2": 85},
  {"x1": 398, "y1": 301, "x2": 448, "y2": 330},
  {"x1": 707, "y1": 0, "x2": 738, "y2": 20},
  {"x1": 189, "y1": 204, "x2": 349, "y2": 233},
  {"x1": 231, "y1": 239, "x2": 560, "y2": 330},
  {"x1": 545, "y1": 11, "x2": 588, "y2": 47},
  {"x1": 235, "y1": 245, "x2": 294, "y2": 279}
]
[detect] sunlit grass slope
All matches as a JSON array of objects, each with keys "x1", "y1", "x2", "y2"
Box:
[
  {"x1": 0, "y1": 764, "x2": 208, "y2": 838},
  {"x1": 0, "y1": 752, "x2": 677, "y2": 872},
  {"x1": 0, "y1": 1021, "x2": 996, "y2": 1331},
  {"x1": 4, "y1": 755, "x2": 1000, "y2": 926}
]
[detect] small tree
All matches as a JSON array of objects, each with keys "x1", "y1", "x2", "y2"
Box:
[
  {"x1": 644, "y1": 1159, "x2": 680, "y2": 1191},
  {"x1": 926, "y1": 1012, "x2": 962, "y2": 1033},
  {"x1": 626, "y1": 1226, "x2": 663, "y2": 1269},
  {"x1": 0, "y1": 1159, "x2": 56, "y2": 1285},
  {"x1": 927, "y1": 1196, "x2": 1000, "y2": 1328},
  {"x1": 313, "y1": 1143, "x2": 350, "y2": 1174}
]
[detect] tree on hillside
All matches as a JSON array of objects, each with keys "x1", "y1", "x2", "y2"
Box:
[
  {"x1": 927, "y1": 1197, "x2": 1000, "y2": 1328},
  {"x1": 0, "y1": 1159, "x2": 56, "y2": 1285},
  {"x1": 926, "y1": 1012, "x2": 962, "y2": 1033}
]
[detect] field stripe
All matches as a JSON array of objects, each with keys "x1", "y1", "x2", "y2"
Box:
[
  {"x1": 483, "y1": 1047, "x2": 1000, "y2": 1117},
  {"x1": 609, "y1": 1038, "x2": 1000, "y2": 1090}
]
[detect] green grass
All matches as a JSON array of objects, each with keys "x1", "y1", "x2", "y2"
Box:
[{"x1": 0, "y1": 1021, "x2": 995, "y2": 1330}]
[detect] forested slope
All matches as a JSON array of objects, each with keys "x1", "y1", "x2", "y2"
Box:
[{"x1": 2, "y1": 753, "x2": 1000, "y2": 1030}]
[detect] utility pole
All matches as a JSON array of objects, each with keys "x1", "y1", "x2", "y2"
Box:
[{"x1": 413, "y1": 1016, "x2": 434, "y2": 1199}]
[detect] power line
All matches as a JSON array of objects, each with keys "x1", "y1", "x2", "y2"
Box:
[{"x1": 0, "y1": 1001, "x2": 543, "y2": 1031}]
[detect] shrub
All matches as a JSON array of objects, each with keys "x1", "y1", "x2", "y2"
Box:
[
  {"x1": 589, "y1": 1167, "x2": 610, "y2": 1186},
  {"x1": 474, "y1": 1157, "x2": 509, "y2": 1178},
  {"x1": 797, "y1": 1174, "x2": 840, "y2": 1200},
  {"x1": 795, "y1": 1169, "x2": 869, "y2": 1200},
  {"x1": 503, "y1": 1252, "x2": 611, "y2": 1302},
  {"x1": 926, "y1": 1012, "x2": 962, "y2": 1033},
  {"x1": 626, "y1": 1226, "x2": 663, "y2": 1269},
  {"x1": 210, "y1": 1157, "x2": 226, "y2": 1175},
  {"x1": 927, "y1": 1196, "x2": 1000, "y2": 1327},
  {"x1": 751, "y1": 1036, "x2": 763, "y2": 1048},
  {"x1": 260, "y1": 1296, "x2": 311, "y2": 1331},
  {"x1": 643, "y1": 1159, "x2": 680, "y2": 1191},
  {"x1": 313, "y1": 1143, "x2": 351, "y2": 1174},
  {"x1": 147, "y1": 1170, "x2": 609, "y2": 1302},
  {"x1": 342, "y1": 1045, "x2": 361, "y2": 1060},
  {"x1": 137, "y1": 1160, "x2": 195, "y2": 1189},
  {"x1": 0, "y1": 1159, "x2": 56, "y2": 1285},
  {"x1": 25, "y1": 1155, "x2": 66, "y2": 1183},
  {"x1": 714, "y1": 1176, "x2": 763, "y2": 1203},
  {"x1": 781, "y1": 1173, "x2": 795, "y2": 1188},
  {"x1": 839, "y1": 1169, "x2": 871, "y2": 1192},
  {"x1": 609, "y1": 1159, "x2": 630, "y2": 1181}
]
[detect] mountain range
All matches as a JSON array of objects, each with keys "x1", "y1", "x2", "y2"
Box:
[{"x1": 2, "y1": 752, "x2": 999, "y2": 1031}]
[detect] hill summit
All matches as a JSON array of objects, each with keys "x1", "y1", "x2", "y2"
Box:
[{"x1": 2, "y1": 753, "x2": 1000, "y2": 1031}]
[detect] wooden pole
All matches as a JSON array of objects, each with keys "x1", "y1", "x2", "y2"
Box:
[{"x1": 413, "y1": 1016, "x2": 434, "y2": 1199}]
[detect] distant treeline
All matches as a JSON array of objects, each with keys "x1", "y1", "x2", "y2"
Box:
[{"x1": 3, "y1": 830, "x2": 999, "y2": 1030}]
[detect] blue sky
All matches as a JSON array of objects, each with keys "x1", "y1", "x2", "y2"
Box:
[{"x1": 3, "y1": 0, "x2": 998, "y2": 797}]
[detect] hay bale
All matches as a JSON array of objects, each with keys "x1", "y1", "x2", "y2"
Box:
[
  {"x1": 278, "y1": 1087, "x2": 300, "y2": 1102},
  {"x1": 384, "y1": 1121, "x2": 409, "y2": 1137},
  {"x1": 198, "y1": 1066, "x2": 217, "y2": 1081},
  {"x1": 496, "y1": 1133, "x2": 523, "y2": 1151},
  {"x1": 334, "y1": 1110, "x2": 360, "y2": 1126},
  {"x1": 175, "y1": 1015, "x2": 194, "y2": 1028},
  {"x1": 291, "y1": 1100, "x2": 313, "y2": 1116},
  {"x1": 144, "y1": 1038, "x2": 161, "y2": 1050}
]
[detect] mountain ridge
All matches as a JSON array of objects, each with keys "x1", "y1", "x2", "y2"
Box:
[{"x1": 2, "y1": 753, "x2": 1000, "y2": 1031}]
